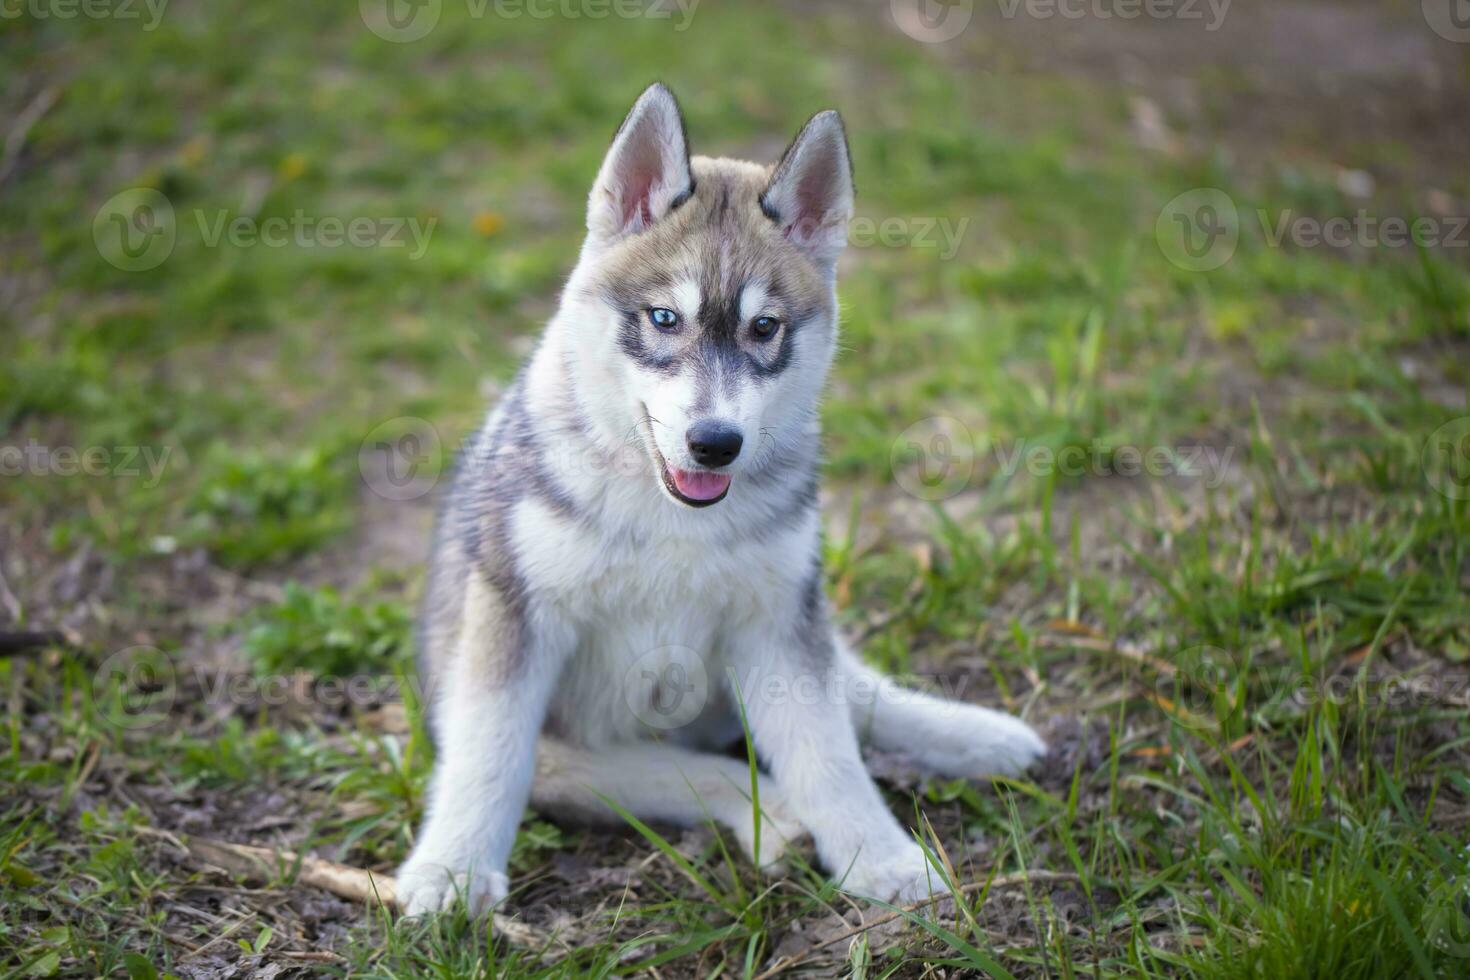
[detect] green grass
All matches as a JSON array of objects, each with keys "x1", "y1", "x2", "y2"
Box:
[
  {"x1": 241, "y1": 582, "x2": 413, "y2": 678},
  {"x1": 3, "y1": 0, "x2": 1469, "y2": 976}
]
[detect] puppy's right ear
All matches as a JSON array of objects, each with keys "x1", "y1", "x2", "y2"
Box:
[{"x1": 587, "y1": 83, "x2": 693, "y2": 242}]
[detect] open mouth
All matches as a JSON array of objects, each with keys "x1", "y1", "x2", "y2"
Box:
[
  {"x1": 660, "y1": 463, "x2": 732, "y2": 507},
  {"x1": 643, "y1": 412, "x2": 732, "y2": 508}
]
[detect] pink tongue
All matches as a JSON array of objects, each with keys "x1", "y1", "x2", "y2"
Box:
[{"x1": 670, "y1": 467, "x2": 732, "y2": 501}]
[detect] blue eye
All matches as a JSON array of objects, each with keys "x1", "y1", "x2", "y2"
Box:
[
  {"x1": 648, "y1": 307, "x2": 680, "y2": 332},
  {"x1": 751, "y1": 315, "x2": 780, "y2": 340}
]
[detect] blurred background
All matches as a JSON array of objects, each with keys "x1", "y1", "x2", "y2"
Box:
[{"x1": 3, "y1": 1, "x2": 1469, "y2": 976}]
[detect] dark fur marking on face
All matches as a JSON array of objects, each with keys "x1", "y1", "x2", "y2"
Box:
[
  {"x1": 757, "y1": 321, "x2": 797, "y2": 379},
  {"x1": 590, "y1": 158, "x2": 836, "y2": 391},
  {"x1": 696, "y1": 276, "x2": 742, "y2": 346},
  {"x1": 686, "y1": 339, "x2": 746, "y2": 415},
  {"x1": 614, "y1": 306, "x2": 683, "y2": 377},
  {"x1": 690, "y1": 261, "x2": 807, "y2": 384}
]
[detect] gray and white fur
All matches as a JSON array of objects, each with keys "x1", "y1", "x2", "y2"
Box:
[{"x1": 397, "y1": 83, "x2": 1046, "y2": 916}]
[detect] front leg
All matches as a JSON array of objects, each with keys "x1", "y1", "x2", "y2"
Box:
[
  {"x1": 726, "y1": 593, "x2": 936, "y2": 903},
  {"x1": 398, "y1": 574, "x2": 572, "y2": 916}
]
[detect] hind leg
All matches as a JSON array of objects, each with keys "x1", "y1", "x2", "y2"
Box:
[
  {"x1": 838, "y1": 639, "x2": 1046, "y2": 779},
  {"x1": 531, "y1": 738, "x2": 806, "y2": 868}
]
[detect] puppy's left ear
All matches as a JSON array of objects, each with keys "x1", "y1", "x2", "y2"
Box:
[
  {"x1": 587, "y1": 83, "x2": 694, "y2": 242},
  {"x1": 760, "y1": 110, "x2": 854, "y2": 272}
]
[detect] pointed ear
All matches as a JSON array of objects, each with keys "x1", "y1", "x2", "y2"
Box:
[
  {"x1": 760, "y1": 110, "x2": 854, "y2": 270},
  {"x1": 587, "y1": 83, "x2": 694, "y2": 242}
]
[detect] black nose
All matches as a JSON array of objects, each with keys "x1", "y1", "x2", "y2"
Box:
[{"x1": 686, "y1": 420, "x2": 743, "y2": 467}]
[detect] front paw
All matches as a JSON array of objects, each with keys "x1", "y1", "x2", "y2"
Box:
[
  {"x1": 840, "y1": 843, "x2": 937, "y2": 904},
  {"x1": 734, "y1": 793, "x2": 809, "y2": 872},
  {"x1": 396, "y1": 853, "x2": 509, "y2": 918}
]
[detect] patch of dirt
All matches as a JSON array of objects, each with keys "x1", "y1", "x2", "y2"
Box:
[{"x1": 852, "y1": 0, "x2": 1470, "y2": 193}]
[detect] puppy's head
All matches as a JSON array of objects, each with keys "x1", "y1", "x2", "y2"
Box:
[{"x1": 566, "y1": 83, "x2": 853, "y2": 509}]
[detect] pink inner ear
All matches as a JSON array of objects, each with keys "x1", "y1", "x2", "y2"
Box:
[
  {"x1": 782, "y1": 145, "x2": 839, "y2": 242},
  {"x1": 621, "y1": 172, "x2": 656, "y2": 231},
  {"x1": 796, "y1": 168, "x2": 829, "y2": 222}
]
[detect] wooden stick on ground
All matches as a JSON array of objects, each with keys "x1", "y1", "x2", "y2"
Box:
[
  {"x1": 0, "y1": 629, "x2": 68, "y2": 657},
  {"x1": 178, "y1": 836, "x2": 554, "y2": 950}
]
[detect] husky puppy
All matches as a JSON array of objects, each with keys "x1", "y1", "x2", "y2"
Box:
[{"x1": 397, "y1": 83, "x2": 1046, "y2": 916}]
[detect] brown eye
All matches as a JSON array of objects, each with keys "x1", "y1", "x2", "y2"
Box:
[{"x1": 751, "y1": 315, "x2": 780, "y2": 341}]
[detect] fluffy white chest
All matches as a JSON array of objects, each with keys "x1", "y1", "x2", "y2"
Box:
[{"x1": 509, "y1": 495, "x2": 810, "y2": 745}]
